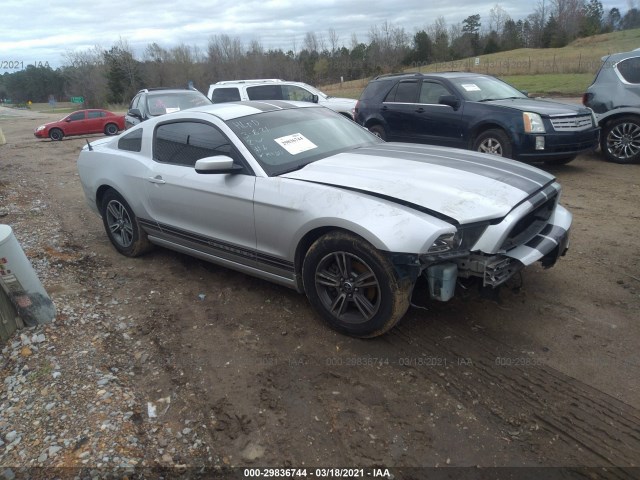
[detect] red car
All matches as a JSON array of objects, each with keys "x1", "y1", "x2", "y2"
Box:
[{"x1": 34, "y1": 109, "x2": 125, "y2": 141}]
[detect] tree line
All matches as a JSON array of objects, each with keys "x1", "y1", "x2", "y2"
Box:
[{"x1": 1, "y1": 0, "x2": 638, "y2": 108}]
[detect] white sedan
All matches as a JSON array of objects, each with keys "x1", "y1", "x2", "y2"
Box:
[{"x1": 77, "y1": 101, "x2": 571, "y2": 337}]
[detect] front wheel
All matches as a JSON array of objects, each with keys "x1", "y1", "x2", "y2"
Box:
[
  {"x1": 473, "y1": 129, "x2": 512, "y2": 158},
  {"x1": 302, "y1": 231, "x2": 411, "y2": 337},
  {"x1": 49, "y1": 128, "x2": 63, "y2": 141},
  {"x1": 104, "y1": 123, "x2": 119, "y2": 135},
  {"x1": 101, "y1": 189, "x2": 152, "y2": 257},
  {"x1": 601, "y1": 116, "x2": 640, "y2": 164}
]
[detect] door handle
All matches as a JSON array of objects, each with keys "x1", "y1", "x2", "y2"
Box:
[
  {"x1": 147, "y1": 175, "x2": 166, "y2": 184},
  {"x1": 415, "y1": 107, "x2": 425, "y2": 113}
]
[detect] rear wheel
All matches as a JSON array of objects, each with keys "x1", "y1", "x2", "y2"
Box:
[
  {"x1": 601, "y1": 116, "x2": 640, "y2": 164},
  {"x1": 104, "y1": 123, "x2": 119, "y2": 135},
  {"x1": 101, "y1": 189, "x2": 152, "y2": 257},
  {"x1": 368, "y1": 125, "x2": 387, "y2": 141},
  {"x1": 49, "y1": 128, "x2": 63, "y2": 141},
  {"x1": 302, "y1": 231, "x2": 411, "y2": 337},
  {"x1": 473, "y1": 129, "x2": 512, "y2": 158}
]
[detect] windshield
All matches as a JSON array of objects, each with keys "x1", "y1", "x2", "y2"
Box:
[
  {"x1": 450, "y1": 76, "x2": 527, "y2": 102},
  {"x1": 146, "y1": 92, "x2": 211, "y2": 116},
  {"x1": 227, "y1": 106, "x2": 381, "y2": 176}
]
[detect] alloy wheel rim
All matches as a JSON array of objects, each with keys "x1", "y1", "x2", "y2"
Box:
[
  {"x1": 106, "y1": 200, "x2": 133, "y2": 248},
  {"x1": 314, "y1": 251, "x2": 381, "y2": 324},
  {"x1": 607, "y1": 122, "x2": 640, "y2": 160},
  {"x1": 478, "y1": 138, "x2": 503, "y2": 156}
]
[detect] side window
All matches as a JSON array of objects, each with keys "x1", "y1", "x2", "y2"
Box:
[
  {"x1": 153, "y1": 121, "x2": 235, "y2": 167},
  {"x1": 211, "y1": 87, "x2": 241, "y2": 103},
  {"x1": 68, "y1": 111, "x2": 86, "y2": 121},
  {"x1": 282, "y1": 85, "x2": 314, "y2": 102},
  {"x1": 419, "y1": 82, "x2": 451, "y2": 104},
  {"x1": 384, "y1": 81, "x2": 418, "y2": 103},
  {"x1": 616, "y1": 57, "x2": 640, "y2": 84},
  {"x1": 246, "y1": 85, "x2": 284, "y2": 100},
  {"x1": 118, "y1": 129, "x2": 143, "y2": 152},
  {"x1": 87, "y1": 111, "x2": 102, "y2": 119}
]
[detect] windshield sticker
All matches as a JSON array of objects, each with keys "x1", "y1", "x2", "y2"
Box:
[
  {"x1": 461, "y1": 84, "x2": 481, "y2": 92},
  {"x1": 274, "y1": 133, "x2": 318, "y2": 155},
  {"x1": 165, "y1": 107, "x2": 180, "y2": 113}
]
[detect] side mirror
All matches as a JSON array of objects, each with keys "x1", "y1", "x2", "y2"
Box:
[
  {"x1": 311, "y1": 94, "x2": 319, "y2": 104},
  {"x1": 195, "y1": 155, "x2": 243, "y2": 174},
  {"x1": 439, "y1": 95, "x2": 460, "y2": 110},
  {"x1": 521, "y1": 90, "x2": 529, "y2": 97},
  {"x1": 128, "y1": 108, "x2": 143, "y2": 119},
  {"x1": 65, "y1": 118, "x2": 72, "y2": 122}
]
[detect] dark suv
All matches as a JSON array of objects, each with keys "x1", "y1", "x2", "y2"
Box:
[
  {"x1": 355, "y1": 72, "x2": 599, "y2": 165},
  {"x1": 125, "y1": 88, "x2": 211, "y2": 129},
  {"x1": 583, "y1": 50, "x2": 640, "y2": 164}
]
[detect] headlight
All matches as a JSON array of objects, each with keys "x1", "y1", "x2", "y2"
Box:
[
  {"x1": 428, "y1": 232, "x2": 461, "y2": 253},
  {"x1": 426, "y1": 224, "x2": 489, "y2": 255},
  {"x1": 523, "y1": 112, "x2": 545, "y2": 133},
  {"x1": 36, "y1": 125, "x2": 45, "y2": 132}
]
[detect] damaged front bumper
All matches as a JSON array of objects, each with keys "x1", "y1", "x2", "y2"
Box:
[{"x1": 421, "y1": 204, "x2": 572, "y2": 301}]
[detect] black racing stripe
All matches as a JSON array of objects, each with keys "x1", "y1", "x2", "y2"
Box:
[
  {"x1": 152, "y1": 221, "x2": 294, "y2": 272},
  {"x1": 380, "y1": 143, "x2": 553, "y2": 186},
  {"x1": 241, "y1": 100, "x2": 299, "y2": 111},
  {"x1": 354, "y1": 145, "x2": 551, "y2": 194},
  {"x1": 526, "y1": 236, "x2": 558, "y2": 251},
  {"x1": 537, "y1": 225, "x2": 567, "y2": 241}
]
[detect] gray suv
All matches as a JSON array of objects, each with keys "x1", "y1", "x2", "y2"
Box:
[
  {"x1": 125, "y1": 88, "x2": 211, "y2": 129},
  {"x1": 583, "y1": 50, "x2": 640, "y2": 164}
]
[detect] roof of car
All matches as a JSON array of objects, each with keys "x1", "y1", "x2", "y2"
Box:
[
  {"x1": 137, "y1": 88, "x2": 206, "y2": 95},
  {"x1": 603, "y1": 50, "x2": 640, "y2": 62},
  {"x1": 373, "y1": 71, "x2": 489, "y2": 81},
  {"x1": 186, "y1": 100, "x2": 318, "y2": 121}
]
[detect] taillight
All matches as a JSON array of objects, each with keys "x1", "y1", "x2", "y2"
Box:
[{"x1": 582, "y1": 93, "x2": 592, "y2": 106}]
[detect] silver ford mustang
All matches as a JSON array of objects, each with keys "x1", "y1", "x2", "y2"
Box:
[{"x1": 77, "y1": 101, "x2": 571, "y2": 337}]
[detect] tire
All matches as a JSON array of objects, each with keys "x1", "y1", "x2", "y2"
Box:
[
  {"x1": 104, "y1": 123, "x2": 119, "y2": 135},
  {"x1": 601, "y1": 116, "x2": 640, "y2": 164},
  {"x1": 473, "y1": 129, "x2": 512, "y2": 158},
  {"x1": 49, "y1": 128, "x2": 63, "y2": 141},
  {"x1": 544, "y1": 156, "x2": 575, "y2": 166},
  {"x1": 302, "y1": 231, "x2": 412, "y2": 338},
  {"x1": 100, "y1": 189, "x2": 152, "y2": 257},
  {"x1": 368, "y1": 124, "x2": 387, "y2": 141}
]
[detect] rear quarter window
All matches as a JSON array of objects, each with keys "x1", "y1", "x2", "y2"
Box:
[
  {"x1": 359, "y1": 79, "x2": 395, "y2": 101},
  {"x1": 616, "y1": 57, "x2": 640, "y2": 84},
  {"x1": 118, "y1": 129, "x2": 143, "y2": 152},
  {"x1": 211, "y1": 87, "x2": 242, "y2": 103}
]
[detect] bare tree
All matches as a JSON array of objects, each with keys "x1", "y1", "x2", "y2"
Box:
[{"x1": 62, "y1": 46, "x2": 107, "y2": 107}]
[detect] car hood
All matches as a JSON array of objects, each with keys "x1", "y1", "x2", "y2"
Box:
[
  {"x1": 322, "y1": 96, "x2": 357, "y2": 108},
  {"x1": 483, "y1": 98, "x2": 590, "y2": 116},
  {"x1": 281, "y1": 143, "x2": 555, "y2": 224}
]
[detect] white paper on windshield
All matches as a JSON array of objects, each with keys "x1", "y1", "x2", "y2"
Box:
[
  {"x1": 165, "y1": 107, "x2": 180, "y2": 113},
  {"x1": 461, "y1": 83, "x2": 481, "y2": 92},
  {"x1": 274, "y1": 133, "x2": 318, "y2": 155}
]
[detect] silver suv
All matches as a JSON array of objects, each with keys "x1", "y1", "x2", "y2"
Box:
[
  {"x1": 207, "y1": 79, "x2": 356, "y2": 119},
  {"x1": 583, "y1": 50, "x2": 640, "y2": 164}
]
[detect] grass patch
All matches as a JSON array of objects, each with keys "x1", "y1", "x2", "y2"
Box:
[
  {"x1": 499, "y1": 73, "x2": 594, "y2": 96},
  {"x1": 320, "y1": 28, "x2": 640, "y2": 98}
]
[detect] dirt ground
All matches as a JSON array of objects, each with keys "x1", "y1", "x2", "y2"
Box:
[{"x1": 1, "y1": 107, "x2": 639, "y2": 476}]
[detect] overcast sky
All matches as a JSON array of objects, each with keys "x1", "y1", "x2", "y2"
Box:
[{"x1": 0, "y1": 0, "x2": 630, "y2": 72}]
